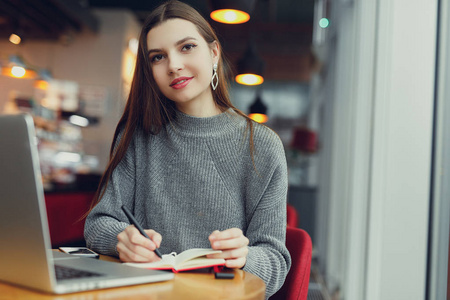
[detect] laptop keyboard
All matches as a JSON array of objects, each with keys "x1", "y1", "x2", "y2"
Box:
[{"x1": 55, "y1": 265, "x2": 103, "y2": 280}]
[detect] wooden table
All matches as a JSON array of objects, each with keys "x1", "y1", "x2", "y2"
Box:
[{"x1": 0, "y1": 253, "x2": 266, "y2": 300}]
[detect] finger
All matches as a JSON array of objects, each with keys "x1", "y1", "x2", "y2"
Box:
[
  {"x1": 209, "y1": 228, "x2": 243, "y2": 241},
  {"x1": 211, "y1": 236, "x2": 249, "y2": 250},
  {"x1": 117, "y1": 233, "x2": 153, "y2": 262},
  {"x1": 207, "y1": 247, "x2": 248, "y2": 259},
  {"x1": 117, "y1": 232, "x2": 155, "y2": 262},
  {"x1": 145, "y1": 229, "x2": 162, "y2": 248},
  {"x1": 208, "y1": 230, "x2": 220, "y2": 242},
  {"x1": 224, "y1": 257, "x2": 247, "y2": 269},
  {"x1": 126, "y1": 227, "x2": 162, "y2": 260},
  {"x1": 125, "y1": 226, "x2": 157, "y2": 250},
  {"x1": 118, "y1": 242, "x2": 158, "y2": 262},
  {"x1": 117, "y1": 227, "x2": 160, "y2": 262}
]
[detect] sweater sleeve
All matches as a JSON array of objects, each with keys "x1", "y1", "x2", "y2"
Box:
[
  {"x1": 242, "y1": 132, "x2": 292, "y2": 299},
  {"x1": 83, "y1": 132, "x2": 136, "y2": 257}
]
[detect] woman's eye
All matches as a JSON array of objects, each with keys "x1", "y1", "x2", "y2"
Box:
[
  {"x1": 151, "y1": 54, "x2": 164, "y2": 62},
  {"x1": 182, "y1": 43, "x2": 197, "y2": 51}
]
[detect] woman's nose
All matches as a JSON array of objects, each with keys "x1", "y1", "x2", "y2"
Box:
[{"x1": 167, "y1": 55, "x2": 183, "y2": 74}]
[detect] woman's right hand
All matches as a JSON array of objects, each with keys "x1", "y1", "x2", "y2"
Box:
[{"x1": 116, "y1": 225, "x2": 162, "y2": 262}]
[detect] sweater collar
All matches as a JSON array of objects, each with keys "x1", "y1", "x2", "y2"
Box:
[{"x1": 170, "y1": 109, "x2": 244, "y2": 137}]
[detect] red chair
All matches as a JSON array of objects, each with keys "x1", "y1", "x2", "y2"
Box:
[
  {"x1": 271, "y1": 227, "x2": 312, "y2": 300},
  {"x1": 287, "y1": 204, "x2": 299, "y2": 227}
]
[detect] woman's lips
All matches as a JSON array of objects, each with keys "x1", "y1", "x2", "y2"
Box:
[{"x1": 170, "y1": 77, "x2": 193, "y2": 89}]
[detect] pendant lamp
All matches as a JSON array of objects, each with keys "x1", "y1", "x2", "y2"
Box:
[
  {"x1": 9, "y1": 19, "x2": 24, "y2": 45},
  {"x1": 235, "y1": 42, "x2": 265, "y2": 86},
  {"x1": 209, "y1": 0, "x2": 256, "y2": 24},
  {"x1": 248, "y1": 91, "x2": 268, "y2": 123},
  {"x1": 1, "y1": 55, "x2": 37, "y2": 79},
  {"x1": 9, "y1": 33, "x2": 22, "y2": 45}
]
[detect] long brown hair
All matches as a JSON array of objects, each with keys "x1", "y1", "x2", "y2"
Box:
[{"x1": 85, "y1": 0, "x2": 256, "y2": 216}]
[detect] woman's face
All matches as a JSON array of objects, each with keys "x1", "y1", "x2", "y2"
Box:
[{"x1": 146, "y1": 18, "x2": 219, "y2": 112}]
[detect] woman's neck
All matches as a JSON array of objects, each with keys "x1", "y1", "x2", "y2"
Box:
[
  {"x1": 174, "y1": 87, "x2": 222, "y2": 117},
  {"x1": 176, "y1": 101, "x2": 222, "y2": 117}
]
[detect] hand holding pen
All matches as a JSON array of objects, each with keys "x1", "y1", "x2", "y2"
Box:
[{"x1": 116, "y1": 205, "x2": 163, "y2": 262}]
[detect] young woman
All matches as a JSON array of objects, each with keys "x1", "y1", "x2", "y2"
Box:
[{"x1": 84, "y1": 0, "x2": 291, "y2": 297}]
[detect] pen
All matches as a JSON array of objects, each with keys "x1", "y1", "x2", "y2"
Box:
[{"x1": 121, "y1": 205, "x2": 163, "y2": 259}]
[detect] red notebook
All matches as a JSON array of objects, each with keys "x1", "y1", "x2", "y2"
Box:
[{"x1": 124, "y1": 248, "x2": 225, "y2": 273}]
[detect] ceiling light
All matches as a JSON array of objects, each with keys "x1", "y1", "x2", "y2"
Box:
[
  {"x1": 1, "y1": 66, "x2": 37, "y2": 79},
  {"x1": 9, "y1": 22, "x2": 24, "y2": 45},
  {"x1": 209, "y1": 0, "x2": 256, "y2": 24},
  {"x1": 249, "y1": 113, "x2": 268, "y2": 123},
  {"x1": 210, "y1": 9, "x2": 250, "y2": 24},
  {"x1": 9, "y1": 33, "x2": 21, "y2": 45},
  {"x1": 248, "y1": 91, "x2": 268, "y2": 123},
  {"x1": 11, "y1": 66, "x2": 26, "y2": 77},
  {"x1": 235, "y1": 74, "x2": 264, "y2": 85},
  {"x1": 1, "y1": 55, "x2": 38, "y2": 79},
  {"x1": 235, "y1": 42, "x2": 265, "y2": 86}
]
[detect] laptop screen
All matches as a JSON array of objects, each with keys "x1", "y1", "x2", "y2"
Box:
[{"x1": 0, "y1": 114, "x2": 56, "y2": 291}]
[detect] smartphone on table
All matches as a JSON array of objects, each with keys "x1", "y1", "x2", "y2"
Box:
[{"x1": 59, "y1": 247, "x2": 100, "y2": 259}]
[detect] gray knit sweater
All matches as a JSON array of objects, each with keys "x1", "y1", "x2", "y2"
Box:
[{"x1": 84, "y1": 109, "x2": 291, "y2": 298}]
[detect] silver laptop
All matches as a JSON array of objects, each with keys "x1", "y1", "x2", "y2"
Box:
[{"x1": 0, "y1": 113, "x2": 174, "y2": 294}]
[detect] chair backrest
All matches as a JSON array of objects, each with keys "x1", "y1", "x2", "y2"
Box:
[
  {"x1": 287, "y1": 204, "x2": 299, "y2": 227},
  {"x1": 271, "y1": 227, "x2": 312, "y2": 300}
]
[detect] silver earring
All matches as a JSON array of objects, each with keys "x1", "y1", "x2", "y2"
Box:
[{"x1": 211, "y1": 63, "x2": 218, "y2": 91}]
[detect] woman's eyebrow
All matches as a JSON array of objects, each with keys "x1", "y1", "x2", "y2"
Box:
[
  {"x1": 175, "y1": 36, "x2": 197, "y2": 46},
  {"x1": 147, "y1": 36, "x2": 198, "y2": 55}
]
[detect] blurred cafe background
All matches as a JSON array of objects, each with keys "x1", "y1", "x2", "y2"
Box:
[{"x1": 0, "y1": 0, "x2": 448, "y2": 300}]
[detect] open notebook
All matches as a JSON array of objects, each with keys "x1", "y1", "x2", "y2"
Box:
[
  {"x1": 0, "y1": 113, "x2": 174, "y2": 294},
  {"x1": 125, "y1": 248, "x2": 225, "y2": 272}
]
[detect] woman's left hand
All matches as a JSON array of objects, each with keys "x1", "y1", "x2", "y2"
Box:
[{"x1": 208, "y1": 228, "x2": 249, "y2": 269}]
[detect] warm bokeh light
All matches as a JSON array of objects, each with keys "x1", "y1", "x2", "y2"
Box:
[
  {"x1": 11, "y1": 66, "x2": 26, "y2": 78},
  {"x1": 210, "y1": 9, "x2": 250, "y2": 24},
  {"x1": 34, "y1": 80, "x2": 49, "y2": 90},
  {"x1": 249, "y1": 113, "x2": 268, "y2": 123},
  {"x1": 1, "y1": 66, "x2": 38, "y2": 79},
  {"x1": 128, "y1": 38, "x2": 139, "y2": 55},
  {"x1": 9, "y1": 33, "x2": 21, "y2": 45},
  {"x1": 235, "y1": 74, "x2": 264, "y2": 85}
]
